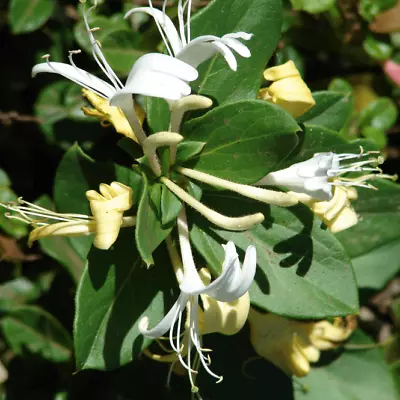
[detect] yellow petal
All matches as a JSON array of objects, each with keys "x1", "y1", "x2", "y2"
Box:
[
  {"x1": 263, "y1": 60, "x2": 300, "y2": 81},
  {"x1": 329, "y1": 206, "x2": 358, "y2": 233},
  {"x1": 28, "y1": 220, "x2": 95, "y2": 246},
  {"x1": 86, "y1": 182, "x2": 133, "y2": 250},
  {"x1": 267, "y1": 77, "x2": 315, "y2": 118},
  {"x1": 82, "y1": 88, "x2": 145, "y2": 143}
]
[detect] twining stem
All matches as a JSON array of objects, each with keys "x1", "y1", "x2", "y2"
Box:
[
  {"x1": 161, "y1": 177, "x2": 264, "y2": 231},
  {"x1": 177, "y1": 167, "x2": 298, "y2": 207}
]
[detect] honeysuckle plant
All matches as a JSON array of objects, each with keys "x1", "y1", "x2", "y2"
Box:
[{"x1": 2, "y1": 0, "x2": 400, "y2": 398}]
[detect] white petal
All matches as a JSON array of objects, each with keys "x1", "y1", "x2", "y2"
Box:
[
  {"x1": 212, "y1": 41, "x2": 238, "y2": 71},
  {"x1": 177, "y1": 35, "x2": 238, "y2": 70},
  {"x1": 224, "y1": 32, "x2": 253, "y2": 41},
  {"x1": 32, "y1": 62, "x2": 116, "y2": 99},
  {"x1": 181, "y1": 242, "x2": 257, "y2": 302},
  {"x1": 125, "y1": 7, "x2": 183, "y2": 56},
  {"x1": 111, "y1": 53, "x2": 197, "y2": 102},
  {"x1": 221, "y1": 37, "x2": 251, "y2": 58},
  {"x1": 139, "y1": 293, "x2": 189, "y2": 338}
]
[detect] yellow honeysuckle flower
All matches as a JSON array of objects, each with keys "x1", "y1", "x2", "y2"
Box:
[
  {"x1": 258, "y1": 60, "x2": 315, "y2": 118},
  {"x1": 289, "y1": 181, "x2": 359, "y2": 233},
  {"x1": 86, "y1": 182, "x2": 133, "y2": 250},
  {"x1": 82, "y1": 88, "x2": 145, "y2": 143},
  {"x1": 248, "y1": 308, "x2": 356, "y2": 377},
  {"x1": 144, "y1": 268, "x2": 250, "y2": 364},
  {"x1": 1, "y1": 182, "x2": 135, "y2": 251}
]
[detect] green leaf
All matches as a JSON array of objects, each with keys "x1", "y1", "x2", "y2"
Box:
[
  {"x1": 175, "y1": 141, "x2": 206, "y2": 164},
  {"x1": 74, "y1": 231, "x2": 177, "y2": 371},
  {"x1": 297, "y1": 91, "x2": 353, "y2": 133},
  {"x1": 337, "y1": 180, "x2": 400, "y2": 290},
  {"x1": 135, "y1": 175, "x2": 173, "y2": 266},
  {"x1": 9, "y1": 0, "x2": 54, "y2": 34},
  {"x1": 290, "y1": 0, "x2": 335, "y2": 14},
  {"x1": 145, "y1": 97, "x2": 170, "y2": 133},
  {"x1": 361, "y1": 126, "x2": 388, "y2": 149},
  {"x1": 328, "y1": 78, "x2": 353, "y2": 95},
  {"x1": 359, "y1": 0, "x2": 397, "y2": 22},
  {"x1": 182, "y1": 100, "x2": 299, "y2": 184},
  {"x1": 296, "y1": 330, "x2": 399, "y2": 400},
  {"x1": 359, "y1": 97, "x2": 399, "y2": 132},
  {"x1": 0, "y1": 278, "x2": 40, "y2": 312},
  {"x1": 282, "y1": 125, "x2": 376, "y2": 168},
  {"x1": 190, "y1": 0, "x2": 282, "y2": 104},
  {"x1": 363, "y1": 35, "x2": 393, "y2": 61},
  {"x1": 0, "y1": 306, "x2": 72, "y2": 363},
  {"x1": 190, "y1": 193, "x2": 358, "y2": 318},
  {"x1": 161, "y1": 185, "x2": 182, "y2": 226},
  {"x1": 34, "y1": 81, "x2": 87, "y2": 141}
]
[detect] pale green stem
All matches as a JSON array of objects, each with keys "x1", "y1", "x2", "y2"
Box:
[
  {"x1": 177, "y1": 167, "x2": 298, "y2": 207},
  {"x1": 161, "y1": 177, "x2": 264, "y2": 231},
  {"x1": 165, "y1": 235, "x2": 184, "y2": 283},
  {"x1": 143, "y1": 131, "x2": 184, "y2": 176}
]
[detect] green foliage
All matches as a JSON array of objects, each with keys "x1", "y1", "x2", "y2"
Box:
[
  {"x1": 290, "y1": 0, "x2": 335, "y2": 14},
  {"x1": 297, "y1": 330, "x2": 399, "y2": 400},
  {"x1": 190, "y1": 0, "x2": 282, "y2": 104},
  {"x1": 363, "y1": 35, "x2": 393, "y2": 61},
  {"x1": 359, "y1": 0, "x2": 397, "y2": 22},
  {"x1": 337, "y1": 181, "x2": 400, "y2": 290},
  {"x1": 0, "y1": 306, "x2": 72, "y2": 363},
  {"x1": 9, "y1": 0, "x2": 54, "y2": 34},
  {"x1": 1, "y1": 0, "x2": 400, "y2": 397},
  {"x1": 74, "y1": 235, "x2": 177, "y2": 370},
  {"x1": 191, "y1": 193, "x2": 358, "y2": 318},
  {"x1": 182, "y1": 100, "x2": 299, "y2": 183}
]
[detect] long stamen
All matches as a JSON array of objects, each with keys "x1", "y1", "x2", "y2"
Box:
[
  {"x1": 82, "y1": 1, "x2": 123, "y2": 90},
  {"x1": 148, "y1": 0, "x2": 174, "y2": 56},
  {"x1": 186, "y1": 0, "x2": 192, "y2": 43},
  {"x1": 178, "y1": 0, "x2": 187, "y2": 46}
]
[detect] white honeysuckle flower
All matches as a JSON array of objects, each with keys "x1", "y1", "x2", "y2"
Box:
[
  {"x1": 139, "y1": 209, "x2": 256, "y2": 390},
  {"x1": 125, "y1": 0, "x2": 252, "y2": 72},
  {"x1": 256, "y1": 149, "x2": 388, "y2": 201},
  {"x1": 31, "y1": 2, "x2": 198, "y2": 142}
]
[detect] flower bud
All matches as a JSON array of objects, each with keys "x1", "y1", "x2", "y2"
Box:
[
  {"x1": 86, "y1": 182, "x2": 133, "y2": 250},
  {"x1": 258, "y1": 60, "x2": 315, "y2": 118},
  {"x1": 248, "y1": 309, "x2": 356, "y2": 377}
]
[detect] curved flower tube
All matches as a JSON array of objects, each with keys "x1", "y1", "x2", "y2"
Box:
[
  {"x1": 31, "y1": 2, "x2": 197, "y2": 142},
  {"x1": 256, "y1": 149, "x2": 393, "y2": 201},
  {"x1": 126, "y1": 1, "x2": 252, "y2": 71},
  {"x1": 139, "y1": 208, "x2": 256, "y2": 389},
  {"x1": 248, "y1": 309, "x2": 357, "y2": 377}
]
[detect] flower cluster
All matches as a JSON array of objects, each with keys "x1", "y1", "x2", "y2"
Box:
[{"x1": 1, "y1": 0, "x2": 396, "y2": 395}]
